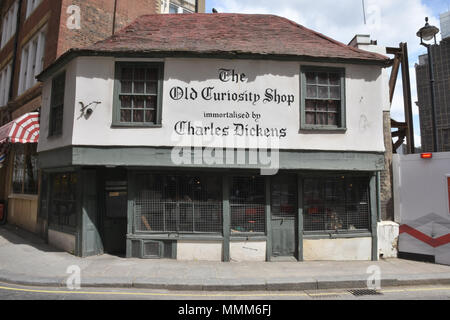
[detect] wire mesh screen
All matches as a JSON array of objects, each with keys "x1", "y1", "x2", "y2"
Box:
[
  {"x1": 230, "y1": 176, "x2": 266, "y2": 233},
  {"x1": 303, "y1": 176, "x2": 370, "y2": 232},
  {"x1": 134, "y1": 174, "x2": 222, "y2": 233},
  {"x1": 271, "y1": 175, "x2": 297, "y2": 218}
]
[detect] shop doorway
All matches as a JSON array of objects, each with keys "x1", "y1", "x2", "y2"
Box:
[
  {"x1": 102, "y1": 170, "x2": 128, "y2": 255},
  {"x1": 271, "y1": 175, "x2": 298, "y2": 259}
]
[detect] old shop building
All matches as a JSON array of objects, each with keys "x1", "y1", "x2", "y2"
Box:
[{"x1": 36, "y1": 13, "x2": 390, "y2": 261}]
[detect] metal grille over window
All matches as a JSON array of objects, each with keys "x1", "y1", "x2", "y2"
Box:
[
  {"x1": 49, "y1": 173, "x2": 77, "y2": 228},
  {"x1": 119, "y1": 65, "x2": 159, "y2": 124},
  {"x1": 230, "y1": 176, "x2": 266, "y2": 233},
  {"x1": 135, "y1": 174, "x2": 222, "y2": 233},
  {"x1": 303, "y1": 176, "x2": 370, "y2": 232},
  {"x1": 305, "y1": 71, "x2": 342, "y2": 126}
]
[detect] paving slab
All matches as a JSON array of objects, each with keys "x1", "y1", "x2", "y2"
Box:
[{"x1": 2, "y1": 225, "x2": 450, "y2": 291}]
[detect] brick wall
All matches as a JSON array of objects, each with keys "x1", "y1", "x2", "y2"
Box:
[
  {"x1": 381, "y1": 111, "x2": 393, "y2": 221},
  {"x1": 58, "y1": 0, "x2": 157, "y2": 58}
]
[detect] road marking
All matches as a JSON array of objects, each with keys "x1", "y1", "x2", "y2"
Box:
[
  {"x1": 0, "y1": 283, "x2": 450, "y2": 298},
  {"x1": 308, "y1": 292, "x2": 350, "y2": 297},
  {"x1": 0, "y1": 285, "x2": 309, "y2": 297}
]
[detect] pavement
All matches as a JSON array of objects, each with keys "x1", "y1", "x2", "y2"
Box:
[{"x1": 1, "y1": 224, "x2": 450, "y2": 291}]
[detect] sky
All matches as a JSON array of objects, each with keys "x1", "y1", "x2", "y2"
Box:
[{"x1": 205, "y1": 0, "x2": 450, "y2": 148}]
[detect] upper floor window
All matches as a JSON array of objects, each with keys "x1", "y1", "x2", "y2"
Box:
[
  {"x1": 26, "y1": 0, "x2": 42, "y2": 18},
  {"x1": 113, "y1": 62, "x2": 164, "y2": 126},
  {"x1": 1, "y1": 1, "x2": 18, "y2": 49},
  {"x1": 0, "y1": 62, "x2": 12, "y2": 107},
  {"x1": 169, "y1": 3, "x2": 193, "y2": 13},
  {"x1": 49, "y1": 71, "x2": 66, "y2": 137},
  {"x1": 18, "y1": 25, "x2": 46, "y2": 95},
  {"x1": 300, "y1": 66, "x2": 346, "y2": 131},
  {"x1": 162, "y1": 0, "x2": 193, "y2": 13}
]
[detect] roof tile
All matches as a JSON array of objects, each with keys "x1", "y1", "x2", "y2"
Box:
[{"x1": 83, "y1": 13, "x2": 388, "y2": 62}]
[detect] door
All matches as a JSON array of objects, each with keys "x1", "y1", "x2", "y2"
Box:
[
  {"x1": 271, "y1": 175, "x2": 297, "y2": 258},
  {"x1": 82, "y1": 170, "x2": 104, "y2": 257},
  {"x1": 103, "y1": 171, "x2": 128, "y2": 255}
]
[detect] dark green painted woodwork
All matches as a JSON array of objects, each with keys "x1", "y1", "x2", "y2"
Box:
[
  {"x1": 300, "y1": 66, "x2": 346, "y2": 131},
  {"x1": 38, "y1": 146, "x2": 385, "y2": 172},
  {"x1": 222, "y1": 175, "x2": 230, "y2": 262},
  {"x1": 271, "y1": 217, "x2": 296, "y2": 257},
  {"x1": 81, "y1": 170, "x2": 104, "y2": 257},
  {"x1": 370, "y1": 174, "x2": 378, "y2": 261},
  {"x1": 265, "y1": 176, "x2": 272, "y2": 261},
  {"x1": 112, "y1": 62, "x2": 164, "y2": 127},
  {"x1": 297, "y1": 174, "x2": 304, "y2": 261},
  {"x1": 270, "y1": 175, "x2": 297, "y2": 259}
]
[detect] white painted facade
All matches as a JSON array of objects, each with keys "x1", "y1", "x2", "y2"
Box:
[
  {"x1": 176, "y1": 241, "x2": 223, "y2": 261},
  {"x1": 303, "y1": 238, "x2": 372, "y2": 261},
  {"x1": 38, "y1": 56, "x2": 387, "y2": 154}
]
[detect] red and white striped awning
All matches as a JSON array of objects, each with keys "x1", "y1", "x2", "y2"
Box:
[{"x1": 0, "y1": 112, "x2": 40, "y2": 144}]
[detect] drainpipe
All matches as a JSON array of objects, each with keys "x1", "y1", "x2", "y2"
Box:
[
  {"x1": 195, "y1": 0, "x2": 198, "y2": 13},
  {"x1": 112, "y1": 0, "x2": 118, "y2": 35},
  {"x1": 7, "y1": 0, "x2": 24, "y2": 121}
]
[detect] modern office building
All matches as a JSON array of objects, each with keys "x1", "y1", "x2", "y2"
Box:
[{"x1": 416, "y1": 12, "x2": 450, "y2": 152}]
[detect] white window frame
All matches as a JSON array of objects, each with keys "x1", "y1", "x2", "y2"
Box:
[
  {"x1": 18, "y1": 25, "x2": 47, "y2": 95},
  {"x1": 161, "y1": 0, "x2": 193, "y2": 14},
  {"x1": 26, "y1": 0, "x2": 42, "y2": 19},
  {"x1": 1, "y1": 1, "x2": 19, "y2": 49},
  {"x1": 0, "y1": 62, "x2": 12, "y2": 107}
]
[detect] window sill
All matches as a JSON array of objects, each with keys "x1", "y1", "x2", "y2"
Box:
[
  {"x1": 299, "y1": 127, "x2": 347, "y2": 134},
  {"x1": 111, "y1": 123, "x2": 162, "y2": 129},
  {"x1": 303, "y1": 231, "x2": 371, "y2": 239},
  {"x1": 129, "y1": 233, "x2": 223, "y2": 241},
  {"x1": 48, "y1": 224, "x2": 77, "y2": 235},
  {"x1": 230, "y1": 235, "x2": 267, "y2": 241},
  {"x1": 47, "y1": 133, "x2": 63, "y2": 139},
  {"x1": 8, "y1": 194, "x2": 38, "y2": 201}
]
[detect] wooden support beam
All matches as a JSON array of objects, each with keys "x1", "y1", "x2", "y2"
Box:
[{"x1": 389, "y1": 55, "x2": 401, "y2": 103}]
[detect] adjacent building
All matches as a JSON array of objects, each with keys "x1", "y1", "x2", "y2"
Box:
[
  {"x1": 0, "y1": 0, "x2": 205, "y2": 236},
  {"x1": 36, "y1": 13, "x2": 390, "y2": 261},
  {"x1": 416, "y1": 11, "x2": 450, "y2": 152}
]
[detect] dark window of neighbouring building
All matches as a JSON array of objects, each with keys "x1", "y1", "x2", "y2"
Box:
[
  {"x1": 49, "y1": 71, "x2": 65, "y2": 137},
  {"x1": 114, "y1": 62, "x2": 163, "y2": 126},
  {"x1": 230, "y1": 176, "x2": 266, "y2": 233},
  {"x1": 303, "y1": 176, "x2": 370, "y2": 232},
  {"x1": 12, "y1": 144, "x2": 38, "y2": 195},
  {"x1": 134, "y1": 174, "x2": 222, "y2": 233},
  {"x1": 49, "y1": 173, "x2": 77, "y2": 228},
  {"x1": 301, "y1": 66, "x2": 346, "y2": 130}
]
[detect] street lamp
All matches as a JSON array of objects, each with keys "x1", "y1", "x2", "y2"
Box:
[{"x1": 417, "y1": 17, "x2": 440, "y2": 152}]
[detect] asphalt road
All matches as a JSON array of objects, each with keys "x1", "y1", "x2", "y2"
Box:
[{"x1": 0, "y1": 282, "x2": 449, "y2": 300}]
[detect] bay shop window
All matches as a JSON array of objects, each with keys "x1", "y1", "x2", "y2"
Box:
[
  {"x1": 303, "y1": 176, "x2": 371, "y2": 233},
  {"x1": 134, "y1": 174, "x2": 223, "y2": 233},
  {"x1": 131, "y1": 173, "x2": 371, "y2": 236}
]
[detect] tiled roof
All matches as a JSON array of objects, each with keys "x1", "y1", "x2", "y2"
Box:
[{"x1": 83, "y1": 13, "x2": 388, "y2": 63}]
